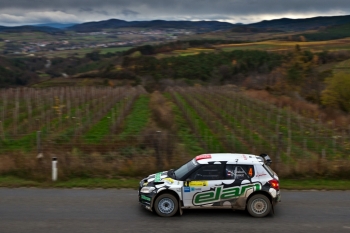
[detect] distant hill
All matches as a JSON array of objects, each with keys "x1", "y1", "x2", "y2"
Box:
[
  {"x1": 35, "y1": 23, "x2": 76, "y2": 29},
  {"x1": 68, "y1": 15, "x2": 350, "y2": 32},
  {"x1": 0, "y1": 25, "x2": 63, "y2": 33},
  {"x1": 249, "y1": 15, "x2": 350, "y2": 31},
  {"x1": 67, "y1": 19, "x2": 234, "y2": 32},
  {"x1": 231, "y1": 26, "x2": 284, "y2": 33},
  {"x1": 2, "y1": 14, "x2": 350, "y2": 35}
]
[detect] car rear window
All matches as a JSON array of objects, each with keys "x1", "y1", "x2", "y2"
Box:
[{"x1": 263, "y1": 165, "x2": 275, "y2": 177}]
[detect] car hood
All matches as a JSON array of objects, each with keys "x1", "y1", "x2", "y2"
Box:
[
  {"x1": 141, "y1": 170, "x2": 178, "y2": 187},
  {"x1": 144, "y1": 171, "x2": 169, "y2": 182}
]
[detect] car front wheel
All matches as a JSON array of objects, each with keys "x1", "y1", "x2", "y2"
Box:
[
  {"x1": 154, "y1": 193, "x2": 178, "y2": 217},
  {"x1": 247, "y1": 194, "x2": 271, "y2": 218}
]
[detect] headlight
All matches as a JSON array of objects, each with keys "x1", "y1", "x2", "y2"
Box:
[{"x1": 140, "y1": 187, "x2": 155, "y2": 193}]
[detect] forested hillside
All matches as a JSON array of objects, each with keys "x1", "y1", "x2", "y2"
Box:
[
  {"x1": 0, "y1": 57, "x2": 45, "y2": 87},
  {"x1": 300, "y1": 23, "x2": 350, "y2": 41},
  {"x1": 1, "y1": 40, "x2": 350, "y2": 114},
  {"x1": 121, "y1": 50, "x2": 283, "y2": 82},
  {"x1": 250, "y1": 15, "x2": 350, "y2": 31}
]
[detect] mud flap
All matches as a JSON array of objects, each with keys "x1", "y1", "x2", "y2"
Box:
[
  {"x1": 271, "y1": 202, "x2": 275, "y2": 215},
  {"x1": 178, "y1": 201, "x2": 184, "y2": 216}
]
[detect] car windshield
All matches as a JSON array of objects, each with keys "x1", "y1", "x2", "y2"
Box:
[{"x1": 174, "y1": 159, "x2": 199, "y2": 180}]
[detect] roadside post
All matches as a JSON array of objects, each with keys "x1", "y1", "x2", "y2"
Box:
[
  {"x1": 52, "y1": 157, "x2": 58, "y2": 181},
  {"x1": 36, "y1": 131, "x2": 43, "y2": 159}
]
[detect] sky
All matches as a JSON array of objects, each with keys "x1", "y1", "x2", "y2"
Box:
[{"x1": 0, "y1": 0, "x2": 350, "y2": 26}]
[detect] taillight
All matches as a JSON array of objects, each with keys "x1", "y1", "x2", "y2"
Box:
[{"x1": 269, "y1": 179, "x2": 279, "y2": 191}]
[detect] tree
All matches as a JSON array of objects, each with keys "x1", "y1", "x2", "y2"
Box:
[
  {"x1": 85, "y1": 50, "x2": 101, "y2": 61},
  {"x1": 284, "y1": 47, "x2": 315, "y2": 91},
  {"x1": 300, "y1": 36, "x2": 307, "y2": 42},
  {"x1": 321, "y1": 72, "x2": 350, "y2": 112}
]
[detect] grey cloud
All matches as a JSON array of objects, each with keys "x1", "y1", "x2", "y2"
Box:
[
  {"x1": 79, "y1": 7, "x2": 94, "y2": 12},
  {"x1": 0, "y1": 11, "x2": 81, "y2": 25},
  {"x1": 95, "y1": 10, "x2": 109, "y2": 15},
  {"x1": 0, "y1": 0, "x2": 350, "y2": 14},
  {"x1": 122, "y1": 9, "x2": 139, "y2": 17},
  {"x1": 0, "y1": 0, "x2": 350, "y2": 25}
]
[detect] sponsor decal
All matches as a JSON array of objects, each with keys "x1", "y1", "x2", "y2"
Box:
[
  {"x1": 189, "y1": 181, "x2": 208, "y2": 187},
  {"x1": 184, "y1": 187, "x2": 201, "y2": 192},
  {"x1": 154, "y1": 172, "x2": 162, "y2": 182},
  {"x1": 143, "y1": 182, "x2": 148, "y2": 186},
  {"x1": 191, "y1": 187, "x2": 201, "y2": 192},
  {"x1": 141, "y1": 195, "x2": 151, "y2": 202},
  {"x1": 193, "y1": 183, "x2": 262, "y2": 205},
  {"x1": 248, "y1": 167, "x2": 254, "y2": 177},
  {"x1": 196, "y1": 154, "x2": 212, "y2": 161},
  {"x1": 163, "y1": 178, "x2": 174, "y2": 183}
]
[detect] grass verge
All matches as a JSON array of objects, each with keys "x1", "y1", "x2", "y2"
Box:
[
  {"x1": 0, "y1": 176, "x2": 349, "y2": 190},
  {"x1": 0, "y1": 176, "x2": 140, "y2": 189},
  {"x1": 281, "y1": 179, "x2": 350, "y2": 190}
]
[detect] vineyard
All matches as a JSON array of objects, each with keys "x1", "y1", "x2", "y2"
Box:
[{"x1": 0, "y1": 86, "x2": 349, "y2": 180}]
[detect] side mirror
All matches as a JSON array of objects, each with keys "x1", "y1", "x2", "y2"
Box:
[
  {"x1": 185, "y1": 178, "x2": 191, "y2": 187},
  {"x1": 167, "y1": 169, "x2": 175, "y2": 178}
]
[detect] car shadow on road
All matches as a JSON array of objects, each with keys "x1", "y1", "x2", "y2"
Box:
[
  {"x1": 139, "y1": 206, "x2": 275, "y2": 219},
  {"x1": 182, "y1": 209, "x2": 248, "y2": 218}
]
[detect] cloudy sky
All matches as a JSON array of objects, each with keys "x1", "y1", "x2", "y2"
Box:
[{"x1": 0, "y1": 0, "x2": 350, "y2": 26}]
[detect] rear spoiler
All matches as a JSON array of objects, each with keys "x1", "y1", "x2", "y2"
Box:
[{"x1": 259, "y1": 153, "x2": 272, "y2": 166}]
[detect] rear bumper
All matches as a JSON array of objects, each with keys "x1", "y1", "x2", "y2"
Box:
[{"x1": 273, "y1": 191, "x2": 281, "y2": 204}]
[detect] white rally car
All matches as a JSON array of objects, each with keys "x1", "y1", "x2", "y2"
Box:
[{"x1": 139, "y1": 153, "x2": 281, "y2": 217}]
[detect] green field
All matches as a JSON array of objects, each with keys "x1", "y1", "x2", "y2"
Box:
[
  {"x1": 154, "y1": 38, "x2": 350, "y2": 59},
  {"x1": 155, "y1": 48, "x2": 216, "y2": 58},
  {"x1": 220, "y1": 44, "x2": 285, "y2": 51},
  {"x1": 334, "y1": 58, "x2": 350, "y2": 74},
  {"x1": 0, "y1": 32, "x2": 57, "y2": 42},
  {"x1": 42, "y1": 46, "x2": 133, "y2": 58},
  {"x1": 216, "y1": 38, "x2": 350, "y2": 52}
]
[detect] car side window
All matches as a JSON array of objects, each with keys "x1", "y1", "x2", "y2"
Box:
[
  {"x1": 189, "y1": 164, "x2": 224, "y2": 180},
  {"x1": 225, "y1": 165, "x2": 255, "y2": 180}
]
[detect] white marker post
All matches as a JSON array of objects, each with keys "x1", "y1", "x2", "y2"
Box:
[{"x1": 52, "y1": 157, "x2": 58, "y2": 181}]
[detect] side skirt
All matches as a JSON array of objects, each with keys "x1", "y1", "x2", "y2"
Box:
[{"x1": 181, "y1": 206, "x2": 233, "y2": 209}]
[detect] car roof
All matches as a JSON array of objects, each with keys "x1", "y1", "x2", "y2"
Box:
[{"x1": 195, "y1": 153, "x2": 263, "y2": 165}]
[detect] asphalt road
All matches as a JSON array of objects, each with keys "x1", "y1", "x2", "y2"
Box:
[{"x1": 0, "y1": 188, "x2": 350, "y2": 233}]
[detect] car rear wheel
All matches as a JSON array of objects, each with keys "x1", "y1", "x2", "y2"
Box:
[
  {"x1": 247, "y1": 194, "x2": 271, "y2": 218},
  {"x1": 154, "y1": 193, "x2": 178, "y2": 217}
]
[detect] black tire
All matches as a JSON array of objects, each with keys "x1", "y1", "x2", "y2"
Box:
[
  {"x1": 247, "y1": 194, "x2": 271, "y2": 218},
  {"x1": 154, "y1": 193, "x2": 178, "y2": 217}
]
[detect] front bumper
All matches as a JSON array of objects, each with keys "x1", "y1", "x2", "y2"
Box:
[{"x1": 138, "y1": 193, "x2": 154, "y2": 212}]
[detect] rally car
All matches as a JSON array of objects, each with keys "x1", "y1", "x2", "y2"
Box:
[{"x1": 138, "y1": 153, "x2": 281, "y2": 217}]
